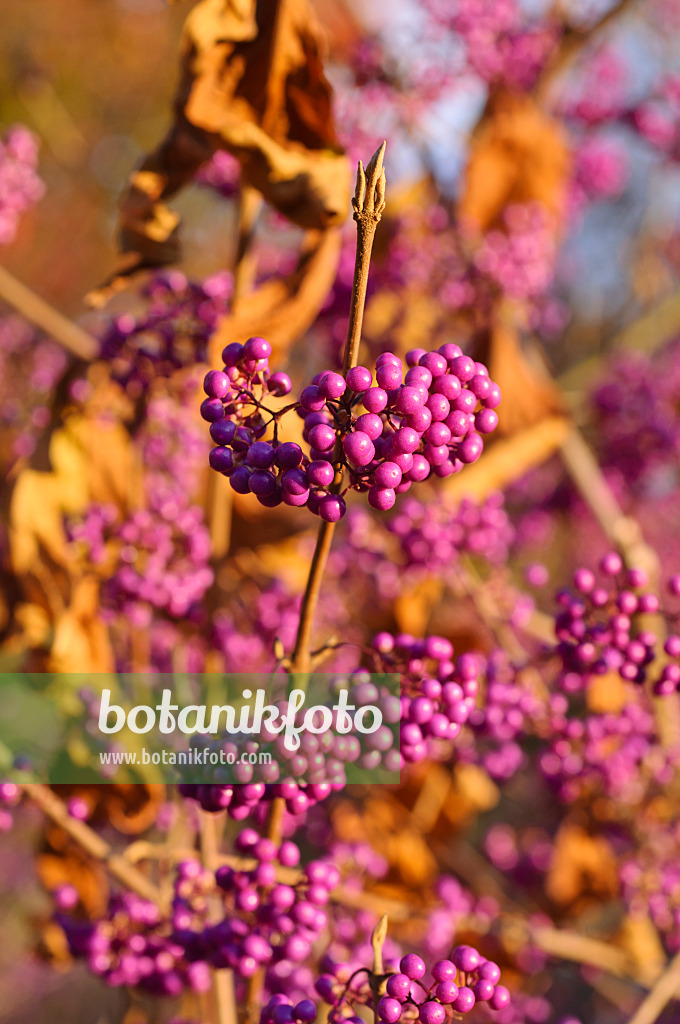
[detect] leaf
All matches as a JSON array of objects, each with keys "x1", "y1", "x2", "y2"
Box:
[
  {"x1": 209, "y1": 226, "x2": 342, "y2": 362},
  {"x1": 546, "y1": 822, "x2": 618, "y2": 907},
  {"x1": 445, "y1": 415, "x2": 570, "y2": 502},
  {"x1": 7, "y1": 373, "x2": 133, "y2": 671},
  {"x1": 459, "y1": 90, "x2": 570, "y2": 233},
  {"x1": 394, "y1": 576, "x2": 443, "y2": 638},
  {"x1": 471, "y1": 321, "x2": 565, "y2": 435},
  {"x1": 617, "y1": 913, "x2": 666, "y2": 987},
  {"x1": 107, "y1": 0, "x2": 350, "y2": 288}
]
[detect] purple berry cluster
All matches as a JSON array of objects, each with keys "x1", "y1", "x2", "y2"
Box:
[
  {"x1": 555, "y1": 554, "x2": 680, "y2": 695},
  {"x1": 465, "y1": 650, "x2": 543, "y2": 782},
  {"x1": 62, "y1": 887, "x2": 212, "y2": 996},
  {"x1": 388, "y1": 493, "x2": 514, "y2": 570},
  {"x1": 62, "y1": 840, "x2": 340, "y2": 999},
  {"x1": 317, "y1": 949, "x2": 510, "y2": 1022},
  {"x1": 68, "y1": 501, "x2": 214, "y2": 627},
  {"x1": 179, "y1": 673, "x2": 400, "y2": 817},
  {"x1": 371, "y1": 634, "x2": 479, "y2": 763},
  {"x1": 539, "y1": 694, "x2": 667, "y2": 804},
  {"x1": 204, "y1": 339, "x2": 500, "y2": 520},
  {"x1": 0, "y1": 125, "x2": 44, "y2": 246},
  {"x1": 100, "y1": 270, "x2": 232, "y2": 396}
]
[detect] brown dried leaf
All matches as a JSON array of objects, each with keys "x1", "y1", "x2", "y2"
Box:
[
  {"x1": 445, "y1": 415, "x2": 570, "y2": 502},
  {"x1": 210, "y1": 226, "x2": 342, "y2": 362},
  {"x1": 394, "y1": 576, "x2": 443, "y2": 638},
  {"x1": 110, "y1": 0, "x2": 349, "y2": 285},
  {"x1": 36, "y1": 849, "x2": 108, "y2": 917},
  {"x1": 459, "y1": 90, "x2": 570, "y2": 233},
  {"x1": 546, "y1": 823, "x2": 619, "y2": 907},
  {"x1": 471, "y1": 321, "x2": 565, "y2": 435},
  {"x1": 617, "y1": 913, "x2": 666, "y2": 987}
]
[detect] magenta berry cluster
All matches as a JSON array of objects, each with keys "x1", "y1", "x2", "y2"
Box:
[
  {"x1": 203, "y1": 339, "x2": 500, "y2": 521},
  {"x1": 371, "y1": 634, "x2": 480, "y2": 763},
  {"x1": 555, "y1": 553, "x2": 680, "y2": 694},
  {"x1": 317, "y1": 948, "x2": 509, "y2": 1023}
]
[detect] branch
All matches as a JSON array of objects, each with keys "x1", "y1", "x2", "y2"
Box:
[
  {"x1": 289, "y1": 143, "x2": 386, "y2": 675},
  {"x1": 625, "y1": 949, "x2": 680, "y2": 1024},
  {"x1": 0, "y1": 264, "x2": 98, "y2": 361},
  {"x1": 22, "y1": 783, "x2": 162, "y2": 904},
  {"x1": 536, "y1": 0, "x2": 639, "y2": 99}
]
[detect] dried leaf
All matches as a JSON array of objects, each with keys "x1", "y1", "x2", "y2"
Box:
[
  {"x1": 109, "y1": 0, "x2": 350, "y2": 284},
  {"x1": 471, "y1": 321, "x2": 565, "y2": 435},
  {"x1": 445, "y1": 415, "x2": 570, "y2": 502},
  {"x1": 617, "y1": 913, "x2": 666, "y2": 987},
  {"x1": 459, "y1": 90, "x2": 570, "y2": 233},
  {"x1": 546, "y1": 823, "x2": 618, "y2": 907},
  {"x1": 394, "y1": 577, "x2": 443, "y2": 638},
  {"x1": 210, "y1": 226, "x2": 342, "y2": 362}
]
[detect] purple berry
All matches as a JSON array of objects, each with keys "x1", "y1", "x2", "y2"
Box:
[
  {"x1": 343, "y1": 431, "x2": 375, "y2": 466},
  {"x1": 488, "y1": 986, "x2": 510, "y2": 1011},
  {"x1": 307, "y1": 461, "x2": 335, "y2": 487},
  {"x1": 400, "y1": 954, "x2": 426, "y2": 980},
  {"x1": 386, "y1": 973, "x2": 411, "y2": 999},
  {"x1": 378, "y1": 997, "x2": 402, "y2": 1024},
  {"x1": 346, "y1": 366, "x2": 373, "y2": 392},
  {"x1": 319, "y1": 495, "x2": 346, "y2": 522},
  {"x1": 364, "y1": 387, "x2": 388, "y2": 412},
  {"x1": 452, "y1": 988, "x2": 475, "y2": 1013},
  {"x1": 419, "y1": 1003, "x2": 445, "y2": 1024},
  {"x1": 268, "y1": 372, "x2": 293, "y2": 396},
  {"x1": 318, "y1": 371, "x2": 346, "y2": 400},
  {"x1": 368, "y1": 486, "x2": 396, "y2": 511},
  {"x1": 275, "y1": 442, "x2": 303, "y2": 468}
]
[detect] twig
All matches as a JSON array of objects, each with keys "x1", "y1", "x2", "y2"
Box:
[
  {"x1": 0, "y1": 264, "x2": 98, "y2": 360},
  {"x1": 559, "y1": 425, "x2": 659, "y2": 577},
  {"x1": 536, "y1": 0, "x2": 638, "y2": 100},
  {"x1": 289, "y1": 143, "x2": 386, "y2": 674},
  {"x1": 624, "y1": 949, "x2": 680, "y2": 1024},
  {"x1": 199, "y1": 811, "x2": 238, "y2": 1024},
  {"x1": 21, "y1": 783, "x2": 162, "y2": 904}
]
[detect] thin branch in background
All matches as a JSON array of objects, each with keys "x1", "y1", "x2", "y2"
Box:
[
  {"x1": 21, "y1": 783, "x2": 162, "y2": 905},
  {"x1": 625, "y1": 949, "x2": 680, "y2": 1024},
  {"x1": 0, "y1": 264, "x2": 98, "y2": 361}
]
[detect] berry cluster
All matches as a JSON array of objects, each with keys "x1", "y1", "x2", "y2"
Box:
[
  {"x1": 0, "y1": 125, "x2": 44, "y2": 246},
  {"x1": 317, "y1": 949, "x2": 509, "y2": 1022},
  {"x1": 555, "y1": 557, "x2": 680, "y2": 696},
  {"x1": 68, "y1": 501, "x2": 214, "y2": 626},
  {"x1": 62, "y1": 841, "x2": 340, "y2": 1000},
  {"x1": 100, "y1": 270, "x2": 232, "y2": 396},
  {"x1": 204, "y1": 340, "x2": 500, "y2": 521},
  {"x1": 372, "y1": 634, "x2": 479, "y2": 763},
  {"x1": 466, "y1": 651, "x2": 543, "y2": 782},
  {"x1": 389, "y1": 493, "x2": 514, "y2": 570},
  {"x1": 180, "y1": 672, "x2": 400, "y2": 817}
]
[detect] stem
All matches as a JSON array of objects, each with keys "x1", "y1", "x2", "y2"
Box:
[
  {"x1": 624, "y1": 949, "x2": 680, "y2": 1024},
  {"x1": 289, "y1": 520, "x2": 336, "y2": 673},
  {"x1": 200, "y1": 811, "x2": 238, "y2": 1024},
  {"x1": 289, "y1": 143, "x2": 387, "y2": 674},
  {"x1": 0, "y1": 264, "x2": 98, "y2": 360},
  {"x1": 370, "y1": 914, "x2": 389, "y2": 1022}
]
